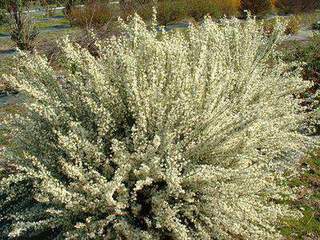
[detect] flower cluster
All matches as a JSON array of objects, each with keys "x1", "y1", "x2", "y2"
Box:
[{"x1": 0, "y1": 15, "x2": 311, "y2": 239}]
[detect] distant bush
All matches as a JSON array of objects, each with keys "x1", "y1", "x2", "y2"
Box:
[
  {"x1": 274, "y1": 0, "x2": 319, "y2": 14},
  {"x1": 262, "y1": 16, "x2": 300, "y2": 36},
  {"x1": 313, "y1": 20, "x2": 320, "y2": 31},
  {"x1": 68, "y1": 1, "x2": 115, "y2": 28},
  {"x1": 0, "y1": 9, "x2": 9, "y2": 25},
  {"x1": 284, "y1": 15, "x2": 301, "y2": 34},
  {"x1": 0, "y1": 15, "x2": 311, "y2": 239},
  {"x1": 0, "y1": 0, "x2": 38, "y2": 50},
  {"x1": 9, "y1": 14, "x2": 38, "y2": 51},
  {"x1": 121, "y1": 0, "x2": 239, "y2": 24},
  {"x1": 119, "y1": 0, "x2": 154, "y2": 10},
  {"x1": 240, "y1": 0, "x2": 273, "y2": 17},
  {"x1": 284, "y1": 33, "x2": 320, "y2": 87},
  {"x1": 124, "y1": 0, "x2": 221, "y2": 24},
  {"x1": 122, "y1": 0, "x2": 218, "y2": 24},
  {"x1": 283, "y1": 34, "x2": 320, "y2": 133},
  {"x1": 214, "y1": 0, "x2": 240, "y2": 17}
]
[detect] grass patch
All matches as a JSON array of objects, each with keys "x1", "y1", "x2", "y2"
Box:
[
  {"x1": 34, "y1": 18, "x2": 70, "y2": 29},
  {"x1": 0, "y1": 17, "x2": 70, "y2": 32}
]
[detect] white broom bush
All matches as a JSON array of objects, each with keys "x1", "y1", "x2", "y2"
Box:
[{"x1": 0, "y1": 15, "x2": 312, "y2": 239}]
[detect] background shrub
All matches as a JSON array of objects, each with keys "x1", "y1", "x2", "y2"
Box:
[
  {"x1": 0, "y1": 16, "x2": 311, "y2": 239},
  {"x1": 213, "y1": 0, "x2": 240, "y2": 17},
  {"x1": 121, "y1": 0, "x2": 239, "y2": 25},
  {"x1": 68, "y1": 1, "x2": 116, "y2": 28},
  {"x1": 282, "y1": 34, "x2": 320, "y2": 133},
  {"x1": 284, "y1": 34, "x2": 320, "y2": 93},
  {"x1": 274, "y1": 0, "x2": 319, "y2": 14},
  {"x1": 183, "y1": 0, "x2": 221, "y2": 21},
  {"x1": 119, "y1": 0, "x2": 154, "y2": 11},
  {"x1": 284, "y1": 15, "x2": 301, "y2": 34},
  {"x1": 0, "y1": 0, "x2": 39, "y2": 50},
  {"x1": 262, "y1": 16, "x2": 301, "y2": 36},
  {"x1": 313, "y1": 20, "x2": 320, "y2": 31},
  {"x1": 240, "y1": 0, "x2": 273, "y2": 17},
  {"x1": 9, "y1": 14, "x2": 39, "y2": 51},
  {"x1": 122, "y1": 0, "x2": 220, "y2": 24},
  {"x1": 0, "y1": 9, "x2": 9, "y2": 25},
  {"x1": 136, "y1": 0, "x2": 189, "y2": 24}
]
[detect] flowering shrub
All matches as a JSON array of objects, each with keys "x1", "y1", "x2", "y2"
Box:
[{"x1": 0, "y1": 15, "x2": 312, "y2": 239}]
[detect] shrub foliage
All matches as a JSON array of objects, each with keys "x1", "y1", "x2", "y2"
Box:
[
  {"x1": 274, "y1": 0, "x2": 319, "y2": 14},
  {"x1": 0, "y1": 0, "x2": 38, "y2": 50},
  {"x1": 68, "y1": 1, "x2": 115, "y2": 28},
  {"x1": 283, "y1": 34, "x2": 320, "y2": 134},
  {"x1": 0, "y1": 15, "x2": 311, "y2": 239},
  {"x1": 240, "y1": 0, "x2": 273, "y2": 17},
  {"x1": 121, "y1": 0, "x2": 239, "y2": 25}
]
